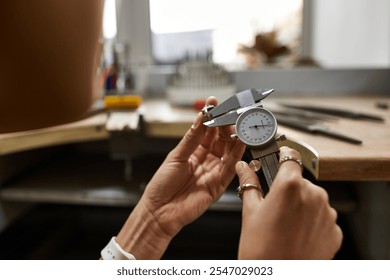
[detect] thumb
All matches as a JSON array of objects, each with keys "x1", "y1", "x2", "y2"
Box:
[{"x1": 235, "y1": 161, "x2": 264, "y2": 204}]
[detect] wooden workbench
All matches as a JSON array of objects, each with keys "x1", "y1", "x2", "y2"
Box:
[
  {"x1": 0, "y1": 96, "x2": 389, "y2": 182},
  {"x1": 142, "y1": 96, "x2": 390, "y2": 182},
  {"x1": 270, "y1": 96, "x2": 390, "y2": 181}
]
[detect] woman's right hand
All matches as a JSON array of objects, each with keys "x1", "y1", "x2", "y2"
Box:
[{"x1": 235, "y1": 146, "x2": 343, "y2": 259}]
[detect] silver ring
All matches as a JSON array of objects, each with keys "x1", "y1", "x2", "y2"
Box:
[
  {"x1": 236, "y1": 183, "x2": 263, "y2": 200},
  {"x1": 279, "y1": 156, "x2": 303, "y2": 170}
]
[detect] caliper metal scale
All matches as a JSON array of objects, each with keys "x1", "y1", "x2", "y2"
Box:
[{"x1": 203, "y1": 88, "x2": 284, "y2": 190}]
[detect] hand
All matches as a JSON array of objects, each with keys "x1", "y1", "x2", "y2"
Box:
[
  {"x1": 236, "y1": 146, "x2": 343, "y2": 259},
  {"x1": 116, "y1": 97, "x2": 245, "y2": 259},
  {"x1": 141, "y1": 96, "x2": 245, "y2": 234}
]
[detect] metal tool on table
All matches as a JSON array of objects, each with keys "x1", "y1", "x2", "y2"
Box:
[
  {"x1": 274, "y1": 113, "x2": 363, "y2": 145},
  {"x1": 203, "y1": 88, "x2": 283, "y2": 190},
  {"x1": 280, "y1": 104, "x2": 385, "y2": 122}
]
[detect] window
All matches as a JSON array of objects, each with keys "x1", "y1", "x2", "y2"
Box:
[
  {"x1": 114, "y1": 0, "x2": 390, "y2": 69},
  {"x1": 103, "y1": 0, "x2": 117, "y2": 40},
  {"x1": 149, "y1": 0, "x2": 303, "y2": 66}
]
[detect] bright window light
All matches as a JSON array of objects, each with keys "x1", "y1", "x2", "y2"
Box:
[
  {"x1": 103, "y1": 0, "x2": 117, "y2": 39},
  {"x1": 149, "y1": 0, "x2": 303, "y2": 64}
]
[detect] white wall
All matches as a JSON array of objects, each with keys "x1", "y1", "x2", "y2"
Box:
[{"x1": 310, "y1": 0, "x2": 390, "y2": 68}]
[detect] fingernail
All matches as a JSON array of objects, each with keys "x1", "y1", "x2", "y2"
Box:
[
  {"x1": 235, "y1": 161, "x2": 247, "y2": 174},
  {"x1": 279, "y1": 146, "x2": 289, "y2": 154},
  {"x1": 191, "y1": 113, "x2": 202, "y2": 129}
]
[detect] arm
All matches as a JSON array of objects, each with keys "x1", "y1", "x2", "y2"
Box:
[
  {"x1": 0, "y1": 0, "x2": 104, "y2": 133},
  {"x1": 115, "y1": 97, "x2": 246, "y2": 259},
  {"x1": 236, "y1": 146, "x2": 343, "y2": 259}
]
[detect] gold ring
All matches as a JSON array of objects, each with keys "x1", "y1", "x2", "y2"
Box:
[
  {"x1": 279, "y1": 155, "x2": 303, "y2": 171},
  {"x1": 236, "y1": 183, "x2": 264, "y2": 200}
]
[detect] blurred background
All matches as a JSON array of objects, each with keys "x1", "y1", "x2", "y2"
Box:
[
  {"x1": 0, "y1": 0, "x2": 389, "y2": 260},
  {"x1": 99, "y1": 0, "x2": 390, "y2": 101}
]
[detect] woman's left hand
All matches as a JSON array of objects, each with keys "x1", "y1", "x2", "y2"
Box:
[
  {"x1": 141, "y1": 96, "x2": 246, "y2": 237},
  {"x1": 116, "y1": 96, "x2": 245, "y2": 259}
]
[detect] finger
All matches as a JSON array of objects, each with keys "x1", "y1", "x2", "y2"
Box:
[
  {"x1": 170, "y1": 112, "x2": 207, "y2": 161},
  {"x1": 271, "y1": 146, "x2": 304, "y2": 196},
  {"x1": 206, "y1": 96, "x2": 218, "y2": 107},
  {"x1": 199, "y1": 125, "x2": 218, "y2": 152},
  {"x1": 218, "y1": 140, "x2": 246, "y2": 187},
  {"x1": 277, "y1": 146, "x2": 304, "y2": 178},
  {"x1": 197, "y1": 96, "x2": 219, "y2": 152},
  {"x1": 203, "y1": 96, "x2": 222, "y2": 150},
  {"x1": 204, "y1": 96, "x2": 237, "y2": 158},
  {"x1": 208, "y1": 127, "x2": 234, "y2": 159},
  {"x1": 172, "y1": 95, "x2": 226, "y2": 161},
  {"x1": 199, "y1": 96, "x2": 233, "y2": 158},
  {"x1": 206, "y1": 95, "x2": 236, "y2": 143},
  {"x1": 235, "y1": 161, "x2": 264, "y2": 203}
]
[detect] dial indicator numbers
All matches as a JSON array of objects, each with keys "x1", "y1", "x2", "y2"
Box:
[{"x1": 235, "y1": 107, "x2": 277, "y2": 146}]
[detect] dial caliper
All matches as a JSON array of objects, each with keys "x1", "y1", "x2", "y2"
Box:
[{"x1": 203, "y1": 88, "x2": 285, "y2": 191}]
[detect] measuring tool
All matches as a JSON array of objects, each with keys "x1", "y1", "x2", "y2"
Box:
[{"x1": 203, "y1": 88, "x2": 284, "y2": 190}]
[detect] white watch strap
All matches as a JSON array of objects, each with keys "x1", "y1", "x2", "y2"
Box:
[{"x1": 101, "y1": 236, "x2": 136, "y2": 260}]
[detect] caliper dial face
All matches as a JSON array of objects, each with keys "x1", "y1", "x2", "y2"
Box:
[{"x1": 235, "y1": 107, "x2": 277, "y2": 146}]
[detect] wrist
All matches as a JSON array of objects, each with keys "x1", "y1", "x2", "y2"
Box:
[
  {"x1": 101, "y1": 237, "x2": 136, "y2": 260},
  {"x1": 115, "y1": 201, "x2": 174, "y2": 259}
]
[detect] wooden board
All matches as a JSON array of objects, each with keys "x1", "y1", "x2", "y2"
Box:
[
  {"x1": 141, "y1": 99, "x2": 198, "y2": 138},
  {"x1": 0, "y1": 114, "x2": 109, "y2": 155}
]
